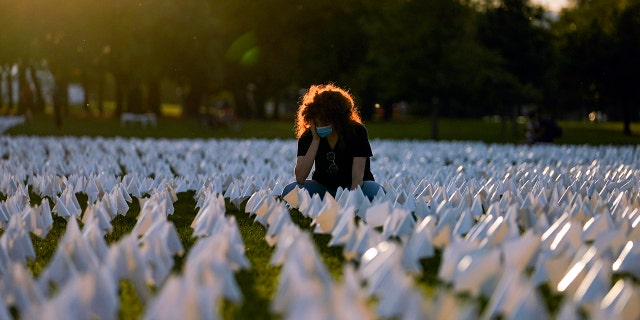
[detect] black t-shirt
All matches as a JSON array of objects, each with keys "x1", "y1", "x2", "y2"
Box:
[{"x1": 297, "y1": 122, "x2": 375, "y2": 189}]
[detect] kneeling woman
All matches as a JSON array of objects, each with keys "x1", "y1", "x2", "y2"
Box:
[{"x1": 282, "y1": 83, "x2": 384, "y2": 200}]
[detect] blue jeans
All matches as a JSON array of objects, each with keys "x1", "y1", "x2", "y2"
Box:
[{"x1": 281, "y1": 180, "x2": 384, "y2": 201}]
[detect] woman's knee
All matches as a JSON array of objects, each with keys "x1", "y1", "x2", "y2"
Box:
[
  {"x1": 282, "y1": 180, "x2": 328, "y2": 198},
  {"x1": 361, "y1": 181, "x2": 385, "y2": 199},
  {"x1": 281, "y1": 182, "x2": 300, "y2": 197}
]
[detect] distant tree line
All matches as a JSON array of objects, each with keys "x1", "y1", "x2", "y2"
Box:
[{"x1": 0, "y1": 0, "x2": 638, "y2": 135}]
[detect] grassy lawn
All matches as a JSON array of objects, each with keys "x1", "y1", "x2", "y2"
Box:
[
  {"x1": 4, "y1": 113, "x2": 640, "y2": 145},
  {"x1": 2, "y1": 113, "x2": 639, "y2": 319}
]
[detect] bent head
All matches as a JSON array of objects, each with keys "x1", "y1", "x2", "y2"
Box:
[{"x1": 295, "y1": 83, "x2": 362, "y2": 138}]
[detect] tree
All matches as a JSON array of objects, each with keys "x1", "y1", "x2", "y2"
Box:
[
  {"x1": 554, "y1": 0, "x2": 639, "y2": 134},
  {"x1": 213, "y1": 0, "x2": 370, "y2": 119},
  {"x1": 357, "y1": 0, "x2": 498, "y2": 139},
  {"x1": 613, "y1": 2, "x2": 640, "y2": 134},
  {"x1": 477, "y1": 0, "x2": 555, "y2": 137},
  {"x1": 0, "y1": 0, "x2": 39, "y2": 114}
]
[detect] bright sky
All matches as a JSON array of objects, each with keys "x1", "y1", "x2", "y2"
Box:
[{"x1": 533, "y1": 0, "x2": 570, "y2": 12}]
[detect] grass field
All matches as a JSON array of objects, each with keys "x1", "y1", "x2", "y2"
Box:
[
  {"x1": 4, "y1": 112, "x2": 640, "y2": 145},
  {"x1": 1, "y1": 113, "x2": 639, "y2": 319}
]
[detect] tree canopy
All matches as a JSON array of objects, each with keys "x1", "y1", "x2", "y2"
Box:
[{"x1": 0, "y1": 0, "x2": 638, "y2": 133}]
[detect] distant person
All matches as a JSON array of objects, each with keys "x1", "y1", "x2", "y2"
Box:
[
  {"x1": 281, "y1": 83, "x2": 384, "y2": 201},
  {"x1": 219, "y1": 99, "x2": 235, "y2": 125},
  {"x1": 525, "y1": 110, "x2": 562, "y2": 145}
]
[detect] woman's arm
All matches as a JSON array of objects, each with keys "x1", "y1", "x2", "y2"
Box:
[
  {"x1": 294, "y1": 126, "x2": 320, "y2": 184},
  {"x1": 351, "y1": 156, "x2": 366, "y2": 189}
]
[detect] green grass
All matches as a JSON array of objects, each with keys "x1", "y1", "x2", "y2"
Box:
[
  {"x1": 4, "y1": 113, "x2": 640, "y2": 145},
  {"x1": 3, "y1": 113, "x2": 639, "y2": 319},
  {"x1": 221, "y1": 200, "x2": 280, "y2": 319},
  {"x1": 552, "y1": 120, "x2": 640, "y2": 146}
]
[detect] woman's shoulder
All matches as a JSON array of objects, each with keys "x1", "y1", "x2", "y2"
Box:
[
  {"x1": 298, "y1": 129, "x2": 313, "y2": 142},
  {"x1": 342, "y1": 121, "x2": 368, "y2": 143},
  {"x1": 349, "y1": 121, "x2": 368, "y2": 136},
  {"x1": 346, "y1": 120, "x2": 367, "y2": 131}
]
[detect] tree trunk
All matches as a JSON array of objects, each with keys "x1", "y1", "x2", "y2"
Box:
[
  {"x1": 82, "y1": 71, "x2": 91, "y2": 114},
  {"x1": 148, "y1": 80, "x2": 161, "y2": 115},
  {"x1": 28, "y1": 64, "x2": 46, "y2": 115},
  {"x1": 511, "y1": 106, "x2": 519, "y2": 138},
  {"x1": 431, "y1": 97, "x2": 439, "y2": 140},
  {"x1": 623, "y1": 120, "x2": 631, "y2": 135},
  {"x1": 359, "y1": 81, "x2": 377, "y2": 121},
  {"x1": 0, "y1": 67, "x2": 4, "y2": 112},
  {"x1": 17, "y1": 64, "x2": 33, "y2": 118},
  {"x1": 382, "y1": 102, "x2": 393, "y2": 121},
  {"x1": 245, "y1": 83, "x2": 257, "y2": 119},
  {"x1": 114, "y1": 75, "x2": 126, "y2": 117},
  {"x1": 6, "y1": 65, "x2": 15, "y2": 112},
  {"x1": 183, "y1": 86, "x2": 203, "y2": 118},
  {"x1": 622, "y1": 103, "x2": 632, "y2": 135},
  {"x1": 232, "y1": 86, "x2": 247, "y2": 119},
  {"x1": 97, "y1": 72, "x2": 104, "y2": 116},
  {"x1": 501, "y1": 105, "x2": 508, "y2": 142},
  {"x1": 127, "y1": 84, "x2": 144, "y2": 114},
  {"x1": 53, "y1": 78, "x2": 68, "y2": 129}
]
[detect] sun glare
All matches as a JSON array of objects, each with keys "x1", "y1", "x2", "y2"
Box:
[{"x1": 532, "y1": 0, "x2": 570, "y2": 12}]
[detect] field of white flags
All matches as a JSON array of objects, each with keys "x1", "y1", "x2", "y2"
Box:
[{"x1": 1, "y1": 135, "x2": 640, "y2": 320}]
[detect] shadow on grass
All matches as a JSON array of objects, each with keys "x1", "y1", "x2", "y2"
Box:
[
  {"x1": 166, "y1": 191, "x2": 198, "y2": 272},
  {"x1": 222, "y1": 200, "x2": 280, "y2": 319},
  {"x1": 288, "y1": 209, "x2": 347, "y2": 278}
]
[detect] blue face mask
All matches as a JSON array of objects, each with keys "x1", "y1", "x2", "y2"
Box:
[{"x1": 316, "y1": 125, "x2": 333, "y2": 138}]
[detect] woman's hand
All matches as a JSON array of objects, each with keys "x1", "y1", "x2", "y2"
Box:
[
  {"x1": 295, "y1": 123, "x2": 321, "y2": 184},
  {"x1": 310, "y1": 124, "x2": 320, "y2": 141}
]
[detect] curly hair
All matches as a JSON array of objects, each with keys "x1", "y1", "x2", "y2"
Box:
[{"x1": 294, "y1": 83, "x2": 363, "y2": 138}]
